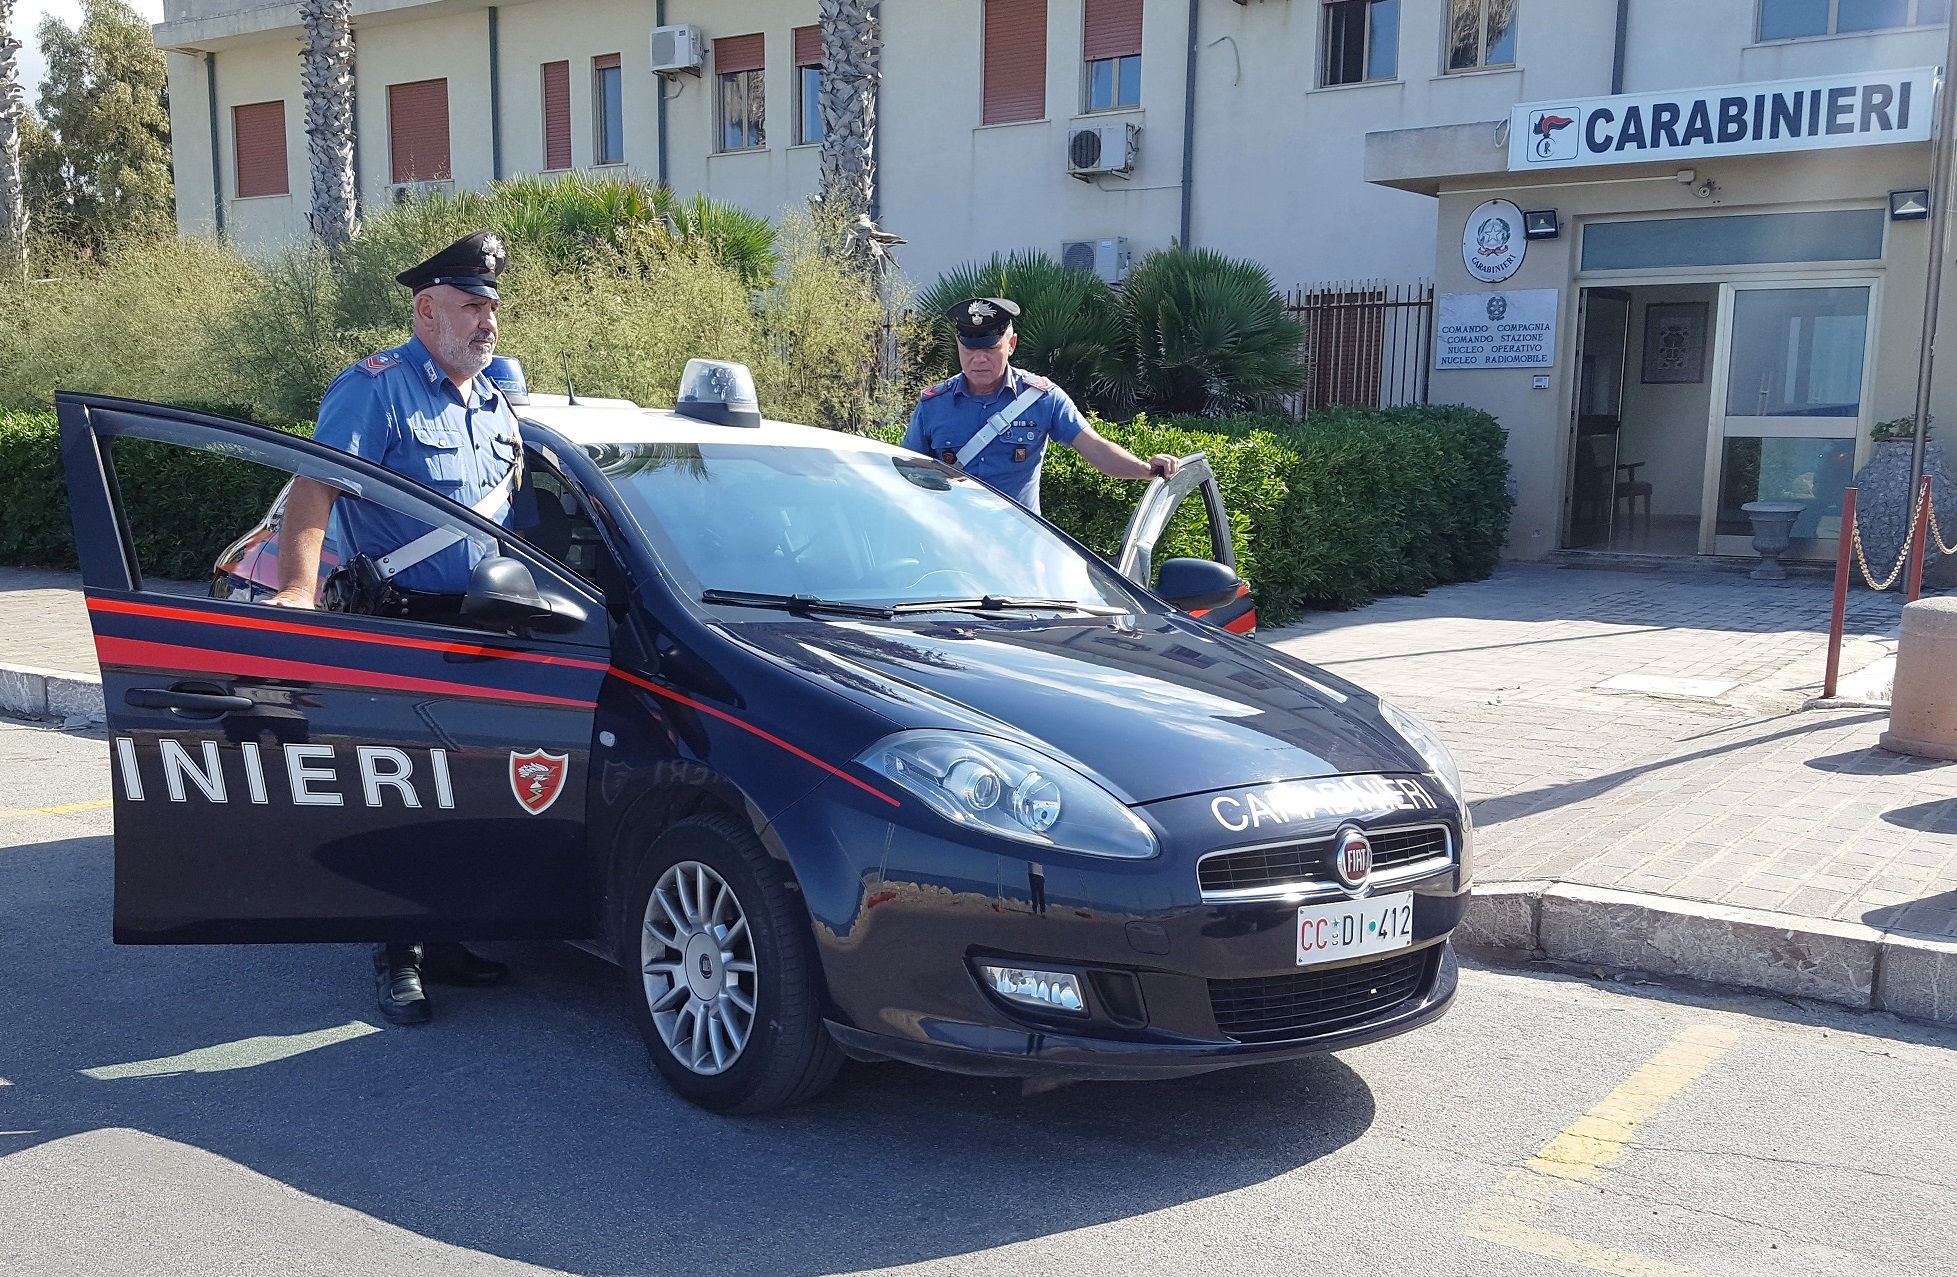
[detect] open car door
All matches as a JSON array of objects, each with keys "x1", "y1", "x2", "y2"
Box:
[
  {"x1": 1113, "y1": 453, "x2": 1257, "y2": 635},
  {"x1": 57, "y1": 394, "x2": 610, "y2": 944}
]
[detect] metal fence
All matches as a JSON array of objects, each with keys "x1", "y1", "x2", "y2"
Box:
[{"x1": 1283, "y1": 279, "x2": 1435, "y2": 418}]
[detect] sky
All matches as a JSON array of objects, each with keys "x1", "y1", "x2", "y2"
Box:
[{"x1": 15, "y1": 0, "x2": 166, "y2": 106}]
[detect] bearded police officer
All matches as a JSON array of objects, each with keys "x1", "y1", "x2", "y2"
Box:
[
  {"x1": 903, "y1": 297, "x2": 1177, "y2": 514},
  {"x1": 268, "y1": 230, "x2": 521, "y2": 1025}
]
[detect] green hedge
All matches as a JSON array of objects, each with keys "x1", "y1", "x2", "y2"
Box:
[
  {"x1": 0, "y1": 410, "x2": 305, "y2": 581},
  {"x1": 1, "y1": 404, "x2": 1511, "y2": 621},
  {"x1": 1038, "y1": 405, "x2": 1513, "y2": 624}
]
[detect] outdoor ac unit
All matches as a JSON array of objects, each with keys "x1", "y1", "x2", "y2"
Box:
[
  {"x1": 1060, "y1": 237, "x2": 1133, "y2": 284},
  {"x1": 388, "y1": 180, "x2": 454, "y2": 204},
  {"x1": 650, "y1": 24, "x2": 704, "y2": 74},
  {"x1": 1067, "y1": 122, "x2": 1138, "y2": 179}
]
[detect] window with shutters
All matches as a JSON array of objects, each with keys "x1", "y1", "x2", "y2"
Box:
[
  {"x1": 388, "y1": 79, "x2": 452, "y2": 183},
  {"x1": 1444, "y1": 0, "x2": 1515, "y2": 72},
  {"x1": 232, "y1": 100, "x2": 289, "y2": 198},
  {"x1": 793, "y1": 25, "x2": 824, "y2": 145},
  {"x1": 594, "y1": 53, "x2": 624, "y2": 165},
  {"x1": 1323, "y1": 0, "x2": 1399, "y2": 86},
  {"x1": 983, "y1": 0, "x2": 1047, "y2": 125},
  {"x1": 1082, "y1": 0, "x2": 1139, "y2": 112},
  {"x1": 716, "y1": 33, "x2": 766, "y2": 151},
  {"x1": 541, "y1": 61, "x2": 571, "y2": 170}
]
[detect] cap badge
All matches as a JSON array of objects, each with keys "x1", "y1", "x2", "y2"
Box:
[
  {"x1": 481, "y1": 232, "x2": 505, "y2": 260},
  {"x1": 968, "y1": 301, "x2": 995, "y2": 320}
]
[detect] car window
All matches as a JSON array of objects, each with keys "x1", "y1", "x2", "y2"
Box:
[
  {"x1": 592, "y1": 441, "x2": 1138, "y2": 609},
  {"x1": 515, "y1": 449, "x2": 619, "y2": 591}
]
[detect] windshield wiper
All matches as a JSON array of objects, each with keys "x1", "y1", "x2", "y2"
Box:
[
  {"x1": 701, "y1": 589, "x2": 894, "y2": 619},
  {"x1": 888, "y1": 596, "x2": 1127, "y2": 616}
]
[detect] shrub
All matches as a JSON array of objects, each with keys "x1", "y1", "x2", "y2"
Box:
[
  {"x1": 1109, "y1": 249, "x2": 1306, "y2": 417},
  {"x1": 913, "y1": 250, "x2": 1120, "y2": 406},
  {"x1": 0, "y1": 410, "x2": 308, "y2": 579}
]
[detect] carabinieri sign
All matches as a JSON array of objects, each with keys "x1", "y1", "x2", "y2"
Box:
[{"x1": 1509, "y1": 67, "x2": 1937, "y2": 172}]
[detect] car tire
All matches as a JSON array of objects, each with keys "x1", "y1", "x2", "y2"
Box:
[{"x1": 624, "y1": 812, "x2": 843, "y2": 1114}]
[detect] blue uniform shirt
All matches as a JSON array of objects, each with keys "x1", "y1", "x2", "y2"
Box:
[
  {"x1": 901, "y1": 366, "x2": 1090, "y2": 514},
  {"x1": 311, "y1": 334, "x2": 522, "y2": 593}
]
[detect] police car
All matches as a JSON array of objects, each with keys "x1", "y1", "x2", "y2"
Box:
[{"x1": 56, "y1": 360, "x2": 1471, "y2": 1114}]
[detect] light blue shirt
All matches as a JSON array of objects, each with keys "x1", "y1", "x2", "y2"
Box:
[
  {"x1": 311, "y1": 335, "x2": 521, "y2": 593},
  {"x1": 901, "y1": 367, "x2": 1090, "y2": 514}
]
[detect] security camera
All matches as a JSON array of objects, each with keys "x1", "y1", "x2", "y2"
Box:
[{"x1": 1694, "y1": 179, "x2": 1719, "y2": 199}]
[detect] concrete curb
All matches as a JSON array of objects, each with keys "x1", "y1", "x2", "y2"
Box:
[
  {"x1": 1463, "y1": 880, "x2": 1957, "y2": 1026},
  {"x1": 0, "y1": 663, "x2": 105, "y2": 725}
]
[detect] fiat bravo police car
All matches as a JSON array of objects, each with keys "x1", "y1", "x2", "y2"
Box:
[{"x1": 56, "y1": 359, "x2": 1471, "y2": 1114}]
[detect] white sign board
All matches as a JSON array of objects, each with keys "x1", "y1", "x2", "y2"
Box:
[
  {"x1": 1436, "y1": 290, "x2": 1559, "y2": 370},
  {"x1": 1509, "y1": 67, "x2": 1936, "y2": 171},
  {"x1": 1462, "y1": 199, "x2": 1526, "y2": 283}
]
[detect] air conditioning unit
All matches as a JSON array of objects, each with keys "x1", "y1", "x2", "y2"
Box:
[
  {"x1": 650, "y1": 23, "x2": 704, "y2": 74},
  {"x1": 388, "y1": 179, "x2": 455, "y2": 204},
  {"x1": 1060, "y1": 237, "x2": 1133, "y2": 284},
  {"x1": 1067, "y1": 122, "x2": 1138, "y2": 180}
]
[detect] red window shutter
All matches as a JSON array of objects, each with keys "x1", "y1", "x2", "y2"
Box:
[
  {"x1": 594, "y1": 52, "x2": 621, "y2": 70},
  {"x1": 716, "y1": 33, "x2": 765, "y2": 74},
  {"x1": 541, "y1": 61, "x2": 571, "y2": 170},
  {"x1": 388, "y1": 79, "x2": 452, "y2": 183},
  {"x1": 983, "y1": 0, "x2": 1047, "y2": 125},
  {"x1": 792, "y1": 24, "x2": 822, "y2": 68},
  {"x1": 1082, "y1": 0, "x2": 1142, "y2": 62},
  {"x1": 232, "y1": 100, "x2": 289, "y2": 198}
]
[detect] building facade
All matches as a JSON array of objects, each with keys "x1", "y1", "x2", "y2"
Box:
[{"x1": 154, "y1": 0, "x2": 1957, "y2": 564}]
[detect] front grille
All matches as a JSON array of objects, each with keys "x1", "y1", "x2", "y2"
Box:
[
  {"x1": 1197, "y1": 823, "x2": 1450, "y2": 894},
  {"x1": 1209, "y1": 949, "x2": 1432, "y2": 1043}
]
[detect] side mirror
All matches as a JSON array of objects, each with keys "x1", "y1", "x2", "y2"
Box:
[
  {"x1": 1154, "y1": 557, "x2": 1243, "y2": 612},
  {"x1": 461, "y1": 555, "x2": 589, "y2": 633}
]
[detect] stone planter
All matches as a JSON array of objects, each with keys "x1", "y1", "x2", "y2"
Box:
[
  {"x1": 1849, "y1": 439, "x2": 1957, "y2": 588},
  {"x1": 1742, "y1": 501, "x2": 1806, "y2": 580}
]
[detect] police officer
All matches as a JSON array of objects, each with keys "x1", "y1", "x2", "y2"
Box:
[
  {"x1": 268, "y1": 230, "x2": 521, "y2": 1025},
  {"x1": 903, "y1": 297, "x2": 1178, "y2": 514}
]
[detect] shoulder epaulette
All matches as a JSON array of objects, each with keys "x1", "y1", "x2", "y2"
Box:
[
  {"x1": 1020, "y1": 374, "x2": 1054, "y2": 391},
  {"x1": 356, "y1": 351, "x2": 402, "y2": 377},
  {"x1": 918, "y1": 378, "x2": 956, "y2": 401}
]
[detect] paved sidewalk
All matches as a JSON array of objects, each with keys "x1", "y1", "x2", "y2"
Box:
[{"x1": 1267, "y1": 564, "x2": 1957, "y2": 945}]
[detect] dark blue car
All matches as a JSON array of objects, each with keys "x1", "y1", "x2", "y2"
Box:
[{"x1": 58, "y1": 361, "x2": 1471, "y2": 1113}]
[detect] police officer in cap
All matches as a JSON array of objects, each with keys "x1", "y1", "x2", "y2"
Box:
[
  {"x1": 268, "y1": 230, "x2": 522, "y2": 1025},
  {"x1": 904, "y1": 297, "x2": 1177, "y2": 514}
]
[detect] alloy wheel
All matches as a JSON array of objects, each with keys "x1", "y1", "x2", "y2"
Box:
[{"x1": 641, "y1": 860, "x2": 757, "y2": 1076}]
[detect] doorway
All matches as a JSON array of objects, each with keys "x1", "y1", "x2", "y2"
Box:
[{"x1": 1565, "y1": 283, "x2": 1718, "y2": 554}]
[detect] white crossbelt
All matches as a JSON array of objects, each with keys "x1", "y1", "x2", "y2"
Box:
[
  {"x1": 954, "y1": 385, "x2": 1046, "y2": 469},
  {"x1": 374, "y1": 465, "x2": 519, "y2": 581}
]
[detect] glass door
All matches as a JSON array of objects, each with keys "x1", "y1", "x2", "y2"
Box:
[
  {"x1": 1565, "y1": 289, "x2": 1631, "y2": 549},
  {"x1": 1704, "y1": 283, "x2": 1870, "y2": 557}
]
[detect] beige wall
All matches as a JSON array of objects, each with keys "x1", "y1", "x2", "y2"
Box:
[{"x1": 1617, "y1": 284, "x2": 1718, "y2": 524}]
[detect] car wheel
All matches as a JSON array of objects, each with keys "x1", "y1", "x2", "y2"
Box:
[{"x1": 625, "y1": 813, "x2": 843, "y2": 1114}]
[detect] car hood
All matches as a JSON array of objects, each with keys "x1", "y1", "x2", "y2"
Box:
[{"x1": 725, "y1": 614, "x2": 1424, "y2": 805}]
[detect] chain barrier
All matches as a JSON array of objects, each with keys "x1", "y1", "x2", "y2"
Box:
[
  {"x1": 1849, "y1": 479, "x2": 1931, "y2": 592},
  {"x1": 1929, "y1": 498, "x2": 1957, "y2": 559}
]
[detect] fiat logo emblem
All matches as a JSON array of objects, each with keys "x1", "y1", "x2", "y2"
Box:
[{"x1": 1333, "y1": 826, "x2": 1373, "y2": 892}]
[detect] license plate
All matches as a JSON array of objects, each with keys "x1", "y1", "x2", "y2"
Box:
[{"x1": 1296, "y1": 892, "x2": 1416, "y2": 966}]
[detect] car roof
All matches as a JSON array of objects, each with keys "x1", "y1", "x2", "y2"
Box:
[{"x1": 516, "y1": 394, "x2": 900, "y2": 456}]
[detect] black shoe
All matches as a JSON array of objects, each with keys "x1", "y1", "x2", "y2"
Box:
[
  {"x1": 374, "y1": 943, "x2": 432, "y2": 1025},
  {"x1": 419, "y1": 941, "x2": 511, "y2": 988}
]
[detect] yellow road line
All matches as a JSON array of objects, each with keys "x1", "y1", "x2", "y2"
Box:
[
  {"x1": 0, "y1": 799, "x2": 110, "y2": 819},
  {"x1": 1465, "y1": 1021, "x2": 1744, "y2": 1276}
]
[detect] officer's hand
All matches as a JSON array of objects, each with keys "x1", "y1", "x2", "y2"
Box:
[
  {"x1": 266, "y1": 588, "x2": 316, "y2": 610},
  {"x1": 1148, "y1": 455, "x2": 1180, "y2": 479}
]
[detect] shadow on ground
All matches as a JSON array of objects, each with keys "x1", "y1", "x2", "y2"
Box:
[
  {"x1": 0, "y1": 836, "x2": 1376, "y2": 1276},
  {"x1": 1882, "y1": 799, "x2": 1957, "y2": 835}
]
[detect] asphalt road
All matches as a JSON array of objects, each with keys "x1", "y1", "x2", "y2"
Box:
[{"x1": 3, "y1": 716, "x2": 1954, "y2": 1277}]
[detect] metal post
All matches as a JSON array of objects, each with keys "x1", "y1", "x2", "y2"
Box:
[
  {"x1": 1823, "y1": 486, "x2": 1857, "y2": 700},
  {"x1": 205, "y1": 52, "x2": 224, "y2": 236},
  {"x1": 1178, "y1": 0, "x2": 1199, "y2": 248},
  {"x1": 487, "y1": 7, "x2": 503, "y2": 181},
  {"x1": 1907, "y1": 475, "x2": 1934, "y2": 601},
  {"x1": 1910, "y1": 32, "x2": 1957, "y2": 500}
]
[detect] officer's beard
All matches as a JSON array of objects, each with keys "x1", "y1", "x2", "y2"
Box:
[{"x1": 429, "y1": 313, "x2": 496, "y2": 381}]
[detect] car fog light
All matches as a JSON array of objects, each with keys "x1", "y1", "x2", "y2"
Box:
[
  {"x1": 1010, "y1": 772, "x2": 1062, "y2": 832},
  {"x1": 980, "y1": 964, "x2": 1087, "y2": 1014}
]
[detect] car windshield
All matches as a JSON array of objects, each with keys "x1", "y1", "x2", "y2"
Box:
[{"x1": 590, "y1": 441, "x2": 1138, "y2": 610}]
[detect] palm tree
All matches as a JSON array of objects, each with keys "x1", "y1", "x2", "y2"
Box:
[
  {"x1": 0, "y1": 0, "x2": 26, "y2": 275},
  {"x1": 298, "y1": 0, "x2": 357, "y2": 251},
  {"x1": 815, "y1": 0, "x2": 878, "y2": 223}
]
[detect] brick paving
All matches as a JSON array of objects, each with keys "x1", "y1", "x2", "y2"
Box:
[{"x1": 1267, "y1": 563, "x2": 1957, "y2": 941}]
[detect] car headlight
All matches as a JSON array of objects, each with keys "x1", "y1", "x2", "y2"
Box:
[
  {"x1": 1376, "y1": 699, "x2": 1465, "y2": 803},
  {"x1": 856, "y1": 730, "x2": 1158, "y2": 859}
]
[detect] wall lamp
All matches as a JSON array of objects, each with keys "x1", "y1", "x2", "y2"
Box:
[
  {"x1": 1522, "y1": 209, "x2": 1559, "y2": 239},
  {"x1": 1891, "y1": 189, "x2": 1932, "y2": 220}
]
